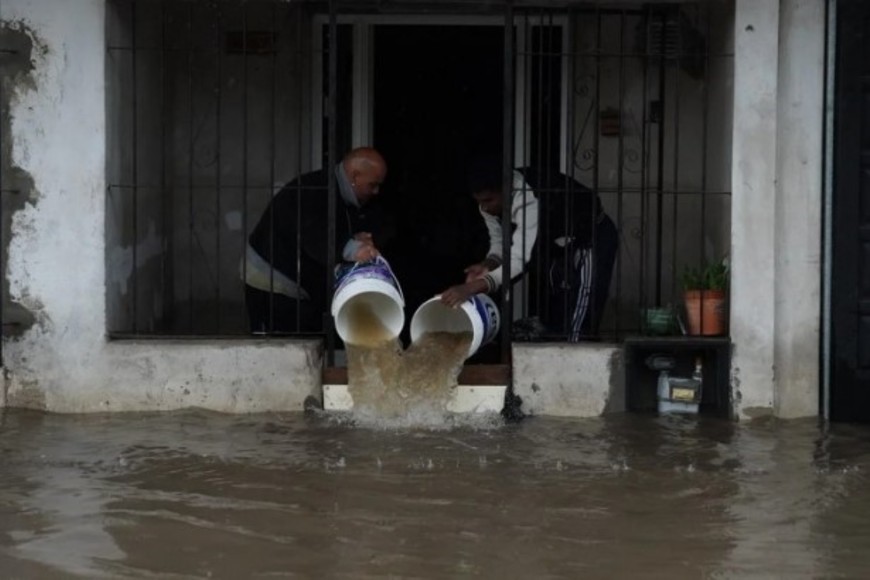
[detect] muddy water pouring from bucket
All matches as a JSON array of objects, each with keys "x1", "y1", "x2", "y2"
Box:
[
  {"x1": 410, "y1": 294, "x2": 500, "y2": 358},
  {"x1": 334, "y1": 263, "x2": 497, "y2": 426},
  {"x1": 344, "y1": 302, "x2": 473, "y2": 426}
]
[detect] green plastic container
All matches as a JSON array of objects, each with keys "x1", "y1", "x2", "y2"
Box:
[{"x1": 642, "y1": 307, "x2": 677, "y2": 336}]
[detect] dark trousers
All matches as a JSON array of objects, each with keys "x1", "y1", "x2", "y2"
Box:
[
  {"x1": 244, "y1": 285, "x2": 321, "y2": 334},
  {"x1": 547, "y1": 214, "x2": 619, "y2": 341}
]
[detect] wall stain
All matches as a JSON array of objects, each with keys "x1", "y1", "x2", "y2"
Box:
[
  {"x1": 6, "y1": 378, "x2": 45, "y2": 410},
  {"x1": 605, "y1": 349, "x2": 625, "y2": 414},
  {"x1": 0, "y1": 21, "x2": 48, "y2": 339},
  {"x1": 742, "y1": 406, "x2": 774, "y2": 420}
]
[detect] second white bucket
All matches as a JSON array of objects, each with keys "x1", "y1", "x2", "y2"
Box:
[
  {"x1": 331, "y1": 257, "x2": 405, "y2": 344},
  {"x1": 410, "y1": 293, "x2": 500, "y2": 358}
]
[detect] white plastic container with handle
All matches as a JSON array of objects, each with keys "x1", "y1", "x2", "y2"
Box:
[
  {"x1": 410, "y1": 293, "x2": 500, "y2": 358},
  {"x1": 331, "y1": 257, "x2": 405, "y2": 344}
]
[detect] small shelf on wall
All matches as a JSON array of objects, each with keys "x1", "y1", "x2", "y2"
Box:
[{"x1": 623, "y1": 336, "x2": 732, "y2": 418}]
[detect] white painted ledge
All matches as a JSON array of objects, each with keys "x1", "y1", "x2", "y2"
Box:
[
  {"x1": 322, "y1": 384, "x2": 506, "y2": 414},
  {"x1": 512, "y1": 342, "x2": 624, "y2": 417}
]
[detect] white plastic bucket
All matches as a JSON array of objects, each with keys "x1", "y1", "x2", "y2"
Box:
[
  {"x1": 410, "y1": 293, "x2": 500, "y2": 358},
  {"x1": 331, "y1": 257, "x2": 405, "y2": 344}
]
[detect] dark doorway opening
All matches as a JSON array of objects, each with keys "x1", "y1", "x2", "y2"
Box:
[
  {"x1": 830, "y1": 0, "x2": 870, "y2": 422},
  {"x1": 374, "y1": 25, "x2": 504, "y2": 342}
]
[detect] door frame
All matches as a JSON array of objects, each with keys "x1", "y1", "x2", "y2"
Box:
[
  {"x1": 309, "y1": 13, "x2": 569, "y2": 173},
  {"x1": 822, "y1": 0, "x2": 836, "y2": 421}
]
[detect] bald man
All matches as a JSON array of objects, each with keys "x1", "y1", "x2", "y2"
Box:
[{"x1": 243, "y1": 147, "x2": 391, "y2": 333}]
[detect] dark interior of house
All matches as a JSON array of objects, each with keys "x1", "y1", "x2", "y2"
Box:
[{"x1": 372, "y1": 25, "x2": 504, "y2": 341}]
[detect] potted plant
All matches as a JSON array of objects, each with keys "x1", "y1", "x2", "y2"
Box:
[{"x1": 680, "y1": 257, "x2": 729, "y2": 336}]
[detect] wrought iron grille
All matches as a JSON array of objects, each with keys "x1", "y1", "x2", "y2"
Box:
[{"x1": 106, "y1": 0, "x2": 733, "y2": 355}]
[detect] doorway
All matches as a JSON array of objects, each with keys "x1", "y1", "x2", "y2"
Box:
[
  {"x1": 373, "y1": 25, "x2": 504, "y2": 333},
  {"x1": 830, "y1": 0, "x2": 870, "y2": 421}
]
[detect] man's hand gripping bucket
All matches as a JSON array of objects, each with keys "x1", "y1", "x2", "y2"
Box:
[
  {"x1": 410, "y1": 294, "x2": 500, "y2": 359},
  {"x1": 331, "y1": 256, "x2": 405, "y2": 345}
]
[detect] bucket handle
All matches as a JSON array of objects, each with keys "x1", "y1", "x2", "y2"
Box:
[{"x1": 340, "y1": 255, "x2": 405, "y2": 305}]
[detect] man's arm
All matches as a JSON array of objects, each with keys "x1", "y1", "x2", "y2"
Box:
[
  {"x1": 440, "y1": 277, "x2": 490, "y2": 308},
  {"x1": 485, "y1": 172, "x2": 539, "y2": 291},
  {"x1": 464, "y1": 209, "x2": 503, "y2": 284},
  {"x1": 481, "y1": 208, "x2": 503, "y2": 266}
]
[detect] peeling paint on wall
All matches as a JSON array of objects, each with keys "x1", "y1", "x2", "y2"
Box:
[
  {"x1": 6, "y1": 378, "x2": 44, "y2": 409},
  {"x1": 0, "y1": 21, "x2": 47, "y2": 338}
]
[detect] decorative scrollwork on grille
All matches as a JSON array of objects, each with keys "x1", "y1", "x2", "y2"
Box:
[{"x1": 623, "y1": 147, "x2": 641, "y2": 175}]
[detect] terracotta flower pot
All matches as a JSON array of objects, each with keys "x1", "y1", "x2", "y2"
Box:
[{"x1": 684, "y1": 289, "x2": 727, "y2": 336}]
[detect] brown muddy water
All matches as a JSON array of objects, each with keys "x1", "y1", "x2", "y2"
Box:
[
  {"x1": 347, "y1": 331, "x2": 472, "y2": 424},
  {"x1": 2, "y1": 409, "x2": 870, "y2": 579}
]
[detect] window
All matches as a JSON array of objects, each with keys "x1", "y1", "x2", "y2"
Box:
[{"x1": 106, "y1": 0, "x2": 733, "y2": 346}]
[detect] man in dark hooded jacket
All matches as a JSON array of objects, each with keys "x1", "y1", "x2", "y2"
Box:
[
  {"x1": 242, "y1": 147, "x2": 392, "y2": 333},
  {"x1": 441, "y1": 161, "x2": 618, "y2": 341}
]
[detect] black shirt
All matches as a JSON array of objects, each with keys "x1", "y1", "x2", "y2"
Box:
[{"x1": 248, "y1": 167, "x2": 392, "y2": 312}]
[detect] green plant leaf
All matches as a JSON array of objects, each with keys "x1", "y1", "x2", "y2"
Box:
[{"x1": 680, "y1": 256, "x2": 729, "y2": 290}]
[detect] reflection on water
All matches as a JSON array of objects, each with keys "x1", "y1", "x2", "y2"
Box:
[{"x1": 1, "y1": 409, "x2": 870, "y2": 578}]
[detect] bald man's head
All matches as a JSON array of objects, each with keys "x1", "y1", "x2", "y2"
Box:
[{"x1": 342, "y1": 147, "x2": 387, "y2": 205}]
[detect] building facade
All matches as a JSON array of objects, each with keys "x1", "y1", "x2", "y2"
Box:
[{"x1": 0, "y1": 0, "x2": 836, "y2": 421}]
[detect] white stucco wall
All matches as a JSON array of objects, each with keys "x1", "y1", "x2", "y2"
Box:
[
  {"x1": 773, "y1": 0, "x2": 824, "y2": 418},
  {"x1": 513, "y1": 343, "x2": 624, "y2": 417},
  {"x1": 730, "y1": 0, "x2": 825, "y2": 419},
  {"x1": 730, "y1": 0, "x2": 780, "y2": 418},
  {"x1": 0, "y1": 0, "x2": 321, "y2": 413}
]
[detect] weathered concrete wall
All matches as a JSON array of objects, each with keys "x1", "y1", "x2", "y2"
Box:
[
  {"x1": 773, "y1": 0, "x2": 824, "y2": 418},
  {"x1": 0, "y1": 20, "x2": 40, "y2": 342},
  {"x1": 513, "y1": 343, "x2": 624, "y2": 417},
  {"x1": 0, "y1": 0, "x2": 322, "y2": 413},
  {"x1": 730, "y1": 0, "x2": 779, "y2": 418},
  {"x1": 730, "y1": 0, "x2": 825, "y2": 419}
]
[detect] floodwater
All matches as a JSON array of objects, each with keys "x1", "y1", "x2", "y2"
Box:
[{"x1": 2, "y1": 408, "x2": 870, "y2": 579}]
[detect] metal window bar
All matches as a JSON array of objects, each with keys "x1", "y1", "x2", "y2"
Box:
[
  {"x1": 563, "y1": 5, "x2": 576, "y2": 331},
  {"x1": 501, "y1": 0, "x2": 516, "y2": 363},
  {"x1": 614, "y1": 8, "x2": 626, "y2": 341},
  {"x1": 671, "y1": 7, "x2": 682, "y2": 321},
  {"x1": 325, "y1": 0, "x2": 338, "y2": 363},
  {"x1": 160, "y1": 1, "x2": 170, "y2": 332},
  {"x1": 131, "y1": 4, "x2": 139, "y2": 334},
  {"x1": 294, "y1": 2, "x2": 304, "y2": 337},
  {"x1": 639, "y1": 6, "x2": 651, "y2": 332},
  {"x1": 214, "y1": 0, "x2": 223, "y2": 332},
  {"x1": 591, "y1": 4, "x2": 602, "y2": 339},
  {"x1": 188, "y1": 2, "x2": 195, "y2": 333},
  {"x1": 654, "y1": 8, "x2": 666, "y2": 309},
  {"x1": 700, "y1": 4, "x2": 712, "y2": 334}
]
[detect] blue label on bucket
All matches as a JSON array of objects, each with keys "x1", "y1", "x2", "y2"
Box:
[{"x1": 470, "y1": 294, "x2": 500, "y2": 345}]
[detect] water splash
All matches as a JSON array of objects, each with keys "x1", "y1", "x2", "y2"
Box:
[{"x1": 342, "y1": 304, "x2": 501, "y2": 431}]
